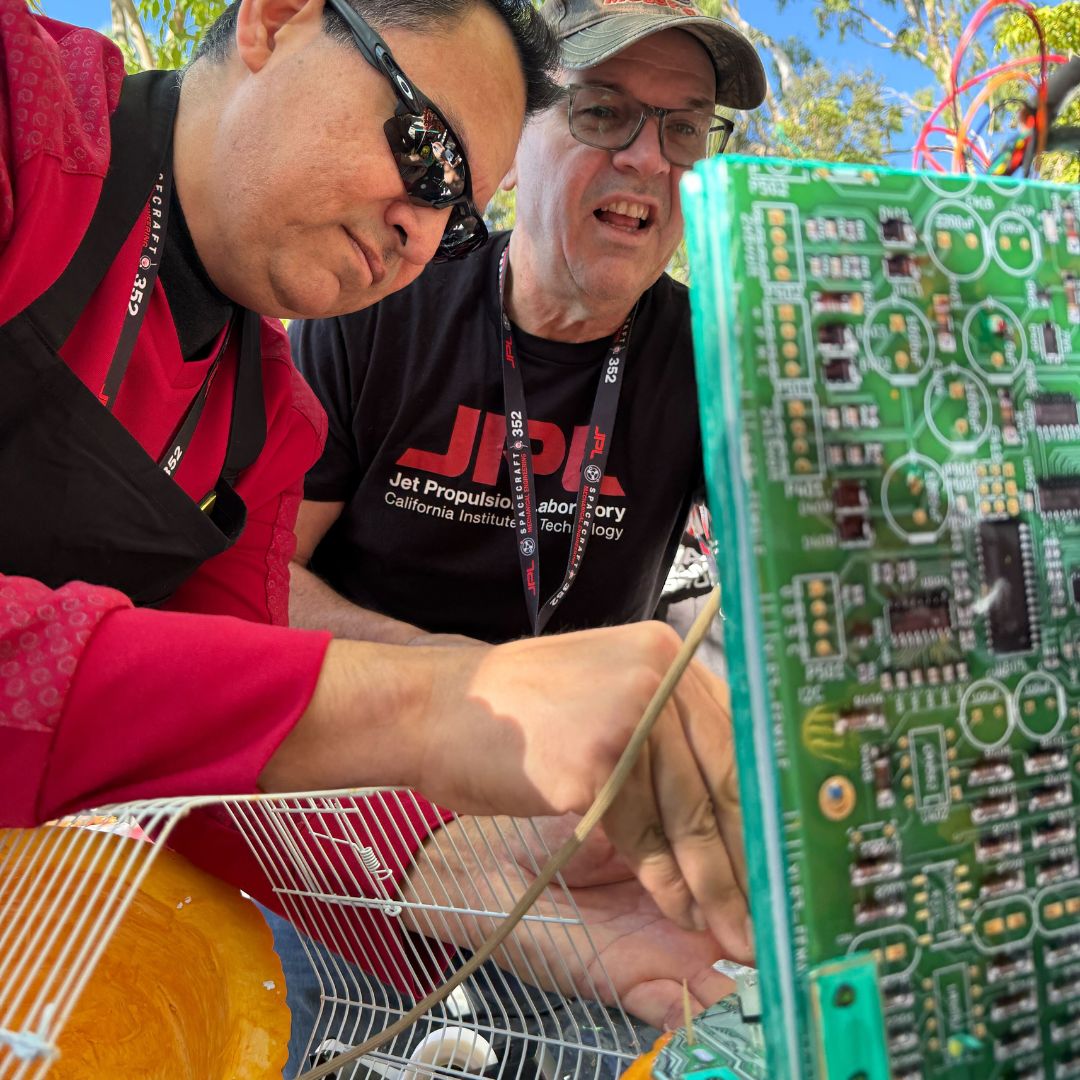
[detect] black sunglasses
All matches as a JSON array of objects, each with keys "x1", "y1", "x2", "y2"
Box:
[{"x1": 325, "y1": 0, "x2": 488, "y2": 262}]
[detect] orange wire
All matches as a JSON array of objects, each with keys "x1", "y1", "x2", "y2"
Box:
[{"x1": 952, "y1": 69, "x2": 1038, "y2": 172}]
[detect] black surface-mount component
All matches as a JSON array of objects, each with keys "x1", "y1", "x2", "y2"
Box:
[
  {"x1": 972, "y1": 792, "x2": 1019, "y2": 825},
  {"x1": 836, "y1": 513, "x2": 872, "y2": 546},
  {"x1": 969, "y1": 759, "x2": 1014, "y2": 786},
  {"x1": 880, "y1": 217, "x2": 915, "y2": 245},
  {"x1": 986, "y1": 948, "x2": 1034, "y2": 983},
  {"x1": 832, "y1": 479, "x2": 868, "y2": 510},
  {"x1": 990, "y1": 989, "x2": 1037, "y2": 1023},
  {"x1": 1032, "y1": 819, "x2": 1076, "y2": 849},
  {"x1": 993, "y1": 1023, "x2": 1040, "y2": 1061},
  {"x1": 1026, "y1": 748, "x2": 1070, "y2": 776},
  {"x1": 824, "y1": 358, "x2": 857, "y2": 385},
  {"x1": 1048, "y1": 976, "x2": 1080, "y2": 1005},
  {"x1": 1038, "y1": 475, "x2": 1080, "y2": 515},
  {"x1": 836, "y1": 706, "x2": 885, "y2": 732},
  {"x1": 1042, "y1": 322, "x2": 1061, "y2": 358},
  {"x1": 1036, "y1": 855, "x2": 1078, "y2": 886},
  {"x1": 813, "y1": 290, "x2": 864, "y2": 315},
  {"x1": 854, "y1": 897, "x2": 906, "y2": 926},
  {"x1": 978, "y1": 519, "x2": 1034, "y2": 653},
  {"x1": 884, "y1": 253, "x2": 918, "y2": 279},
  {"x1": 887, "y1": 590, "x2": 952, "y2": 638},
  {"x1": 818, "y1": 323, "x2": 854, "y2": 349},
  {"x1": 1072, "y1": 569, "x2": 1080, "y2": 607},
  {"x1": 1032, "y1": 392, "x2": 1078, "y2": 428},
  {"x1": 851, "y1": 852, "x2": 901, "y2": 886},
  {"x1": 975, "y1": 827, "x2": 1022, "y2": 862},
  {"x1": 979, "y1": 869, "x2": 1024, "y2": 898},
  {"x1": 1046, "y1": 935, "x2": 1080, "y2": 967}
]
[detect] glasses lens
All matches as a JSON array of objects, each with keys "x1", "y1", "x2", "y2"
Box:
[
  {"x1": 569, "y1": 86, "x2": 640, "y2": 149},
  {"x1": 383, "y1": 104, "x2": 482, "y2": 261},
  {"x1": 383, "y1": 109, "x2": 467, "y2": 208},
  {"x1": 433, "y1": 206, "x2": 488, "y2": 263},
  {"x1": 660, "y1": 110, "x2": 720, "y2": 167}
]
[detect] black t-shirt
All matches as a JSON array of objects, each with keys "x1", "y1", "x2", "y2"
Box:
[{"x1": 291, "y1": 233, "x2": 703, "y2": 643}]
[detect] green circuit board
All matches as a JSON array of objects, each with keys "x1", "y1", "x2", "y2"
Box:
[
  {"x1": 652, "y1": 982, "x2": 767, "y2": 1080},
  {"x1": 682, "y1": 157, "x2": 1080, "y2": 1080}
]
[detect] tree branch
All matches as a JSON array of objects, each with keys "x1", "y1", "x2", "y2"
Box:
[
  {"x1": 117, "y1": 0, "x2": 156, "y2": 70},
  {"x1": 845, "y1": 2, "x2": 900, "y2": 47},
  {"x1": 110, "y1": 0, "x2": 126, "y2": 42}
]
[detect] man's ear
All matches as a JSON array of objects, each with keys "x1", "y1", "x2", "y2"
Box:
[
  {"x1": 500, "y1": 158, "x2": 519, "y2": 193},
  {"x1": 235, "y1": 0, "x2": 325, "y2": 74}
]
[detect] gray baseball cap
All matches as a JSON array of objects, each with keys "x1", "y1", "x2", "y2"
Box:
[{"x1": 540, "y1": 0, "x2": 767, "y2": 110}]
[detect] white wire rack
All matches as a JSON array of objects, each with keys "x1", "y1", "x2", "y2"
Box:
[{"x1": 0, "y1": 791, "x2": 651, "y2": 1080}]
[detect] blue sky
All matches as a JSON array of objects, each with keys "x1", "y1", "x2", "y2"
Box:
[
  {"x1": 40, "y1": 0, "x2": 934, "y2": 90},
  {"x1": 41, "y1": 0, "x2": 934, "y2": 158}
]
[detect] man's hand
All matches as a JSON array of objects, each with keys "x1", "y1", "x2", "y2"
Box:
[
  {"x1": 399, "y1": 815, "x2": 737, "y2": 1031},
  {"x1": 415, "y1": 628, "x2": 750, "y2": 962},
  {"x1": 264, "y1": 621, "x2": 750, "y2": 961}
]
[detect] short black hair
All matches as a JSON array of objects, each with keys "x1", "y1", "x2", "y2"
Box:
[{"x1": 191, "y1": 0, "x2": 559, "y2": 117}]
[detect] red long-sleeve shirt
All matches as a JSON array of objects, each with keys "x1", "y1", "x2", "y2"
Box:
[{"x1": 0, "y1": 2, "x2": 449, "y2": 990}]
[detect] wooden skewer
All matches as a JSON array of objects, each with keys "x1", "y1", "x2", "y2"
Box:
[{"x1": 683, "y1": 979, "x2": 695, "y2": 1046}]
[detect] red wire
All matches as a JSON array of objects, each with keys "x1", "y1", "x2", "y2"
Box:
[
  {"x1": 940, "y1": 0, "x2": 1051, "y2": 173},
  {"x1": 927, "y1": 126, "x2": 992, "y2": 167},
  {"x1": 913, "y1": 52, "x2": 1067, "y2": 170}
]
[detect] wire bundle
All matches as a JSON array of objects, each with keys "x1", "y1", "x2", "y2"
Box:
[{"x1": 912, "y1": 0, "x2": 1079, "y2": 177}]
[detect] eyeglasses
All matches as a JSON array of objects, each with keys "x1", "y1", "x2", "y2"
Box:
[
  {"x1": 565, "y1": 84, "x2": 735, "y2": 168},
  {"x1": 325, "y1": 0, "x2": 487, "y2": 262}
]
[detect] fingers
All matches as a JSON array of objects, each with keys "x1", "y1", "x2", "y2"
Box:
[
  {"x1": 600, "y1": 707, "x2": 747, "y2": 957},
  {"x1": 601, "y1": 734, "x2": 698, "y2": 933},
  {"x1": 679, "y1": 665, "x2": 752, "y2": 926},
  {"x1": 600, "y1": 662, "x2": 751, "y2": 963},
  {"x1": 654, "y1": 698, "x2": 751, "y2": 962},
  {"x1": 622, "y1": 969, "x2": 736, "y2": 1032}
]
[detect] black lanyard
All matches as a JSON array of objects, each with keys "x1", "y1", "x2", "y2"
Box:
[
  {"x1": 497, "y1": 245, "x2": 637, "y2": 635},
  {"x1": 96, "y1": 162, "x2": 233, "y2": 480}
]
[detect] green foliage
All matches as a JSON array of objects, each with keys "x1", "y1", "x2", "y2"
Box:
[
  {"x1": 746, "y1": 65, "x2": 904, "y2": 164},
  {"x1": 797, "y1": 0, "x2": 978, "y2": 87},
  {"x1": 118, "y1": 0, "x2": 908, "y2": 279},
  {"x1": 112, "y1": 0, "x2": 227, "y2": 73},
  {"x1": 485, "y1": 188, "x2": 517, "y2": 234},
  {"x1": 997, "y1": 3, "x2": 1080, "y2": 182},
  {"x1": 799, "y1": 0, "x2": 1079, "y2": 183},
  {"x1": 699, "y1": 0, "x2": 904, "y2": 166},
  {"x1": 998, "y1": 2, "x2": 1080, "y2": 54}
]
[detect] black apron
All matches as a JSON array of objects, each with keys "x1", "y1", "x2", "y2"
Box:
[{"x1": 0, "y1": 71, "x2": 266, "y2": 607}]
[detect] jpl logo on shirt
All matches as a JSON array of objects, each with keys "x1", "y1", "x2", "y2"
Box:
[{"x1": 397, "y1": 405, "x2": 626, "y2": 496}]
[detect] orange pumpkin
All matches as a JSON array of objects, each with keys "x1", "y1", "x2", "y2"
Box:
[{"x1": 0, "y1": 827, "x2": 290, "y2": 1079}]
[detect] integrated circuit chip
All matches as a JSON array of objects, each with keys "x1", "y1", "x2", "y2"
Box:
[
  {"x1": 1032, "y1": 393, "x2": 1078, "y2": 428},
  {"x1": 887, "y1": 589, "x2": 952, "y2": 638},
  {"x1": 978, "y1": 519, "x2": 1033, "y2": 653},
  {"x1": 1038, "y1": 476, "x2": 1080, "y2": 514}
]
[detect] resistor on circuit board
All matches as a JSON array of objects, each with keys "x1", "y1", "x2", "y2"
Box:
[
  {"x1": 1066, "y1": 274, "x2": 1080, "y2": 323},
  {"x1": 1064, "y1": 206, "x2": 1079, "y2": 255},
  {"x1": 872, "y1": 752, "x2": 895, "y2": 808},
  {"x1": 932, "y1": 293, "x2": 955, "y2": 352},
  {"x1": 998, "y1": 390, "x2": 1020, "y2": 445}
]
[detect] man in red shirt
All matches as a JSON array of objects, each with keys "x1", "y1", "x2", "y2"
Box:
[{"x1": 0, "y1": 0, "x2": 746, "y2": 1034}]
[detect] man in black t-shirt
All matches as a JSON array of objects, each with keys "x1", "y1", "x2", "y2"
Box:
[
  {"x1": 288, "y1": 0, "x2": 765, "y2": 646},
  {"x1": 282, "y1": 0, "x2": 766, "y2": 1072}
]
